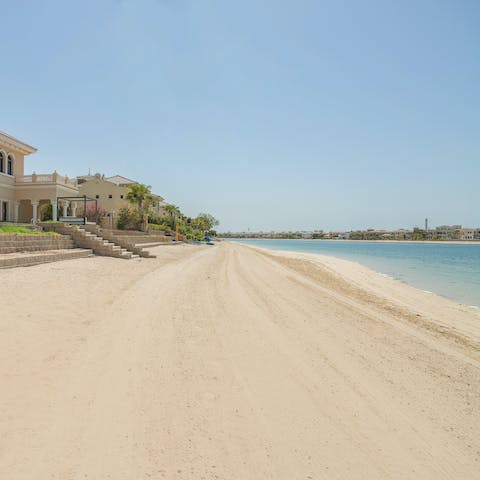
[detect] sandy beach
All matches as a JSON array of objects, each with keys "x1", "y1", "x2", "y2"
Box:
[{"x1": 1, "y1": 242, "x2": 479, "y2": 479}]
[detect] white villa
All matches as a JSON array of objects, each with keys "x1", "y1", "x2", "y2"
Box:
[{"x1": 0, "y1": 131, "x2": 79, "y2": 223}]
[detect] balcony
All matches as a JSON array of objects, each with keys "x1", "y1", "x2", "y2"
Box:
[
  {"x1": 0, "y1": 171, "x2": 15, "y2": 186},
  {"x1": 15, "y1": 172, "x2": 77, "y2": 188}
]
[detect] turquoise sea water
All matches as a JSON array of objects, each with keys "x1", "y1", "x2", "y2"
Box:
[{"x1": 231, "y1": 239, "x2": 480, "y2": 307}]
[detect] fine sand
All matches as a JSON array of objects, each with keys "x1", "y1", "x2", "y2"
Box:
[{"x1": 1, "y1": 242, "x2": 479, "y2": 479}]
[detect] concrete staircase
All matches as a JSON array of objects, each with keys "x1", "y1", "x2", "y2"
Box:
[
  {"x1": 40, "y1": 223, "x2": 140, "y2": 259},
  {"x1": 79, "y1": 225, "x2": 156, "y2": 258}
]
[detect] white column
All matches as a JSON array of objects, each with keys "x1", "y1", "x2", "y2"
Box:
[
  {"x1": 51, "y1": 201, "x2": 58, "y2": 222},
  {"x1": 71, "y1": 202, "x2": 77, "y2": 217},
  {"x1": 14, "y1": 202, "x2": 20, "y2": 223},
  {"x1": 62, "y1": 201, "x2": 69, "y2": 218},
  {"x1": 31, "y1": 201, "x2": 39, "y2": 223}
]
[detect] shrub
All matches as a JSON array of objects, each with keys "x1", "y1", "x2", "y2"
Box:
[
  {"x1": 150, "y1": 215, "x2": 173, "y2": 228},
  {"x1": 148, "y1": 223, "x2": 171, "y2": 232},
  {"x1": 39, "y1": 203, "x2": 54, "y2": 221},
  {"x1": 117, "y1": 207, "x2": 142, "y2": 230},
  {"x1": 77, "y1": 203, "x2": 106, "y2": 222}
]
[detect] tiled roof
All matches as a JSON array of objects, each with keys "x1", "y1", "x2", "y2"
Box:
[{"x1": 105, "y1": 175, "x2": 138, "y2": 186}]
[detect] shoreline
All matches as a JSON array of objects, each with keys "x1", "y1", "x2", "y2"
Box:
[
  {"x1": 242, "y1": 241, "x2": 480, "y2": 309},
  {"x1": 238, "y1": 243, "x2": 480, "y2": 351},
  {"x1": 223, "y1": 237, "x2": 480, "y2": 245},
  {"x1": 229, "y1": 239, "x2": 480, "y2": 308}
]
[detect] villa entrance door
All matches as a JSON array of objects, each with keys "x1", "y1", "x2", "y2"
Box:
[{"x1": 1, "y1": 201, "x2": 7, "y2": 222}]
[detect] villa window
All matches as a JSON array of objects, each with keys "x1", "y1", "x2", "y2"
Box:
[
  {"x1": 108, "y1": 194, "x2": 112, "y2": 199},
  {"x1": 95, "y1": 194, "x2": 99, "y2": 199},
  {"x1": 0, "y1": 152, "x2": 3, "y2": 173},
  {"x1": 7, "y1": 155, "x2": 13, "y2": 175},
  {"x1": 120, "y1": 195, "x2": 124, "y2": 199}
]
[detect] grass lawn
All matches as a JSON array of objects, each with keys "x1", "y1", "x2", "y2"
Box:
[{"x1": 0, "y1": 225, "x2": 59, "y2": 236}]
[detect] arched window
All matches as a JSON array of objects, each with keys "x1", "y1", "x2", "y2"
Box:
[
  {"x1": 0, "y1": 152, "x2": 3, "y2": 173},
  {"x1": 7, "y1": 154, "x2": 13, "y2": 176}
]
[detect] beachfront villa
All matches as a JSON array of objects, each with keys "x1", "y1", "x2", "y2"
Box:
[
  {"x1": 0, "y1": 131, "x2": 168, "y2": 225},
  {"x1": 77, "y1": 173, "x2": 167, "y2": 218},
  {"x1": 460, "y1": 228, "x2": 480, "y2": 241},
  {"x1": 0, "y1": 131, "x2": 78, "y2": 223}
]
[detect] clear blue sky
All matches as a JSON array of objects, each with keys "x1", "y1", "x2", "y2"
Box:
[{"x1": 2, "y1": 0, "x2": 479, "y2": 231}]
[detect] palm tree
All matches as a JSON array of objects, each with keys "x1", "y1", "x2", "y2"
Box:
[
  {"x1": 165, "y1": 204, "x2": 182, "y2": 229},
  {"x1": 126, "y1": 184, "x2": 153, "y2": 210},
  {"x1": 126, "y1": 184, "x2": 153, "y2": 231}
]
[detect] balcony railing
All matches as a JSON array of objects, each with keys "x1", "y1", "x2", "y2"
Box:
[{"x1": 15, "y1": 172, "x2": 77, "y2": 188}]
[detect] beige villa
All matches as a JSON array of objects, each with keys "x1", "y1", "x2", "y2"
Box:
[
  {"x1": 77, "y1": 173, "x2": 167, "y2": 218},
  {"x1": 0, "y1": 131, "x2": 79, "y2": 223}
]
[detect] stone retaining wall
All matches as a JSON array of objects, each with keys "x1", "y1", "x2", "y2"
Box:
[
  {"x1": 0, "y1": 249, "x2": 92, "y2": 268},
  {"x1": 0, "y1": 235, "x2": 74, "y2": 254}
]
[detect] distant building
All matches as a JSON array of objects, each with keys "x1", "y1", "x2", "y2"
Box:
[
  {"x1": 434, "y1": 225, "x2": 462, "y2": 240},
  {"x1": 460, "y1": 228, "x2": 480, "y2": 241},
  {"x1": 393, "y1": 229, "x2": 412, "y2": 240}
]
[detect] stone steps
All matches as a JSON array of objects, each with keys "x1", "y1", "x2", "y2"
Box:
[
  {"x1": 0, "y1": 249, "x2": 93, "y2": 269},
  {"x1": 79, "y1": 225, "x2": 155, "y2": 258},
  {"x1": 135, "y1": 241, "x2": 172, "y2": 248},
  {"x1": 40, "y1": 223, "x2": 140, "y2": 259}
]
